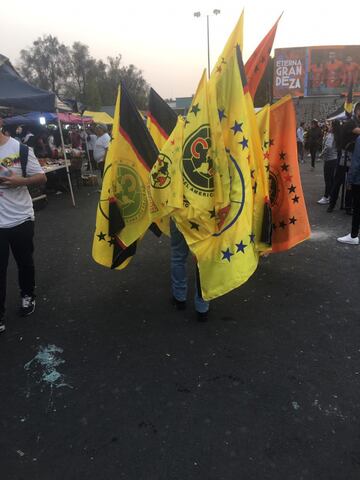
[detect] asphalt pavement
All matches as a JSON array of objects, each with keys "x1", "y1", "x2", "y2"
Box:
[{"x1": 1, "y1": 161, "x2": 360, "y2": 480}]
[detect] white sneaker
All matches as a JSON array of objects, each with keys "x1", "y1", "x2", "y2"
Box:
[
  {"x1": 317, "y1": 197, "x2": 330, "y2": 205},
  {"x1": 337, "y1": 234, "x2": 359, "y2": 245}
]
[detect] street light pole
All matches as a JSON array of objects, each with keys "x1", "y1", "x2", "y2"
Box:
[{"x1": 194, "y1": 9, "x2": 221, "y2": 79}]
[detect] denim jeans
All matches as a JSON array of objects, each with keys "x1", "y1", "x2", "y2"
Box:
[{"x1": 170, "y1": 220, "x2": 209, "y2": 313}]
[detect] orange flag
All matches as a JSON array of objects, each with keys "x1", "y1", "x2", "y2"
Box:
[
  {"x1": 268, "y1": 95, "x2": 311, "y2": 252},
  {"x1": 245, "y1": 14, "x2": 282, "y2": 99}
]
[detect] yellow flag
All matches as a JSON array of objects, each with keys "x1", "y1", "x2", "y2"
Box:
[
  {"x1": 189, "y1": 47, "x2": 259, "y2": 300},
  {"x1": 92, "y1": 83, "x2": 160, "y2": 270},
  {"x1": 210, "y1": 10, "x2": 244, "y2": 78}
]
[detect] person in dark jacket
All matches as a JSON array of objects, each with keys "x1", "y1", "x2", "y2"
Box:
[
  {"x1": 337, "y1": 135, "x2": 360, "y2": 244},
  {"x1": 327, "y1": 102, "x2": 360, "y2": 213},
  {"x1": 307, "y1": 119, "x2": 323, "y2": 170}
]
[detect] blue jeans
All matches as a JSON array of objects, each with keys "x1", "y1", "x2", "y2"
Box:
[{"x1": 170, "y1": 220, "x2": 209, "y2": 313}]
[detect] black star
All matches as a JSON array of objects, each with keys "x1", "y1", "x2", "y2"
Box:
[
  {"x1": 288, "y1": 184, "x2": 296, "y2": 194},
  {"x1": 231, "y1": 120, "x2": 243, "y2": 134},
  {"x1": 289, "y1": 216, "x2": 297, "y2": 225},
  {"x1": 254, "y1": 64, "x2": 259, "y2": 73},
  {"x1": 236, "y1": 240, "x2": 247, "y2": 253},
  {"x1": 239, "y1": 137, "x2": 249, "y2": 150},
  {"x1": 264, "y1": 140, "x2": 269, "y2": 148},
  {"x1": 281, "y1": 163, "x2": 289, "y2": 172},
  {"x1": 184, "y1": 119, "x2": 190, "y2": 126},
  {"x1": 279, "y1": 151, "x2": 286, "y2": 160},
  {"x1": 250, "y1": 169, "x2": 255, "y2": 179},
  {"x1": 272, "y1": 223, "x2": 277, "y2": 231},
  {"x1": 249, "y1": 233, "x2": 256, "y2": 244},
  {"x1": 269, "y1": 138, "x2": 274, "y2": 146},
  {"x1": 189, "y1": 221, "x2": 200, "y2": 230},
  {"x1": 191, "y1": 103, "x2": 200, "y2": 116},
  {"x1": 252, "y1": 182, "x2": 257, "y2": 194},
  {"x1": 108, "y1": 237, "x2": 116, "y2": 246},
  {"x1": 97, "y1": 231, "x2": 106, "y2": 241},
  {"x1": 265, "y1": 164, "x2": 270, "y2": 172},
  {"x1": 222, "y1": 248, "x2": 234, "y2": 262},
  {"x1": 221, "y1": 57, "x2": 226, "y2": 65},
  {"x1": 209, "y1": 208, "x2": 216, "y2": 219},
  {"x1": 279, "y1": 220, "x2": 287, "y2": 229},
  {"x1": 292, "y1": 195, "x2": 300, "y2": 204},
  {"x1": 218, "y1": 109, "x2": 227, "y2": 121}
]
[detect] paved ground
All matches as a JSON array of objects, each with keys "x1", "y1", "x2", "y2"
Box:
[{"x1": 1, "y1": 161, "x2": 360, "y2": 480}]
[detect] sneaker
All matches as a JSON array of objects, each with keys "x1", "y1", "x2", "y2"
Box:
[
  {"x1": 327, "y1": 205, "x2": 335, "y2": 213},
  {"x1": 197, "y1": 311, "x2": 209, "y2": 322},
  {"x1": 20, "y1": 295, "x2": 36, "y2": 317},
  {"x1": 171, "y1": 296, "x2": 186, "y2": 311},
  {"x1": 337, "y1": 233, "x2": 359, "y2": 245},
  {"x1": 317, "y1": 196, "x2": 330, "y2": 205}
]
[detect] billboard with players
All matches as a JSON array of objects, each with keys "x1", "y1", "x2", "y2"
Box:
[{"x1": 273, "y1": 45, "x2": 360, "y2": 98}]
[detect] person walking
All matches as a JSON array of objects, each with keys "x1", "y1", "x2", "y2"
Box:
[
  {"x1": 317, "y1": 122, "x2": 338, "y2": 204},
  {"x1": 337, "y1": 135, "x2": 360, "y2": 244},
  {"x1": 297, "y1": 121, "x2": 305, "y2": 163},
  {"x1": 170, "y1": 220, "x2": 209, "y2": 322},
  {"x1": 0, "y1": 115, "x2": 47, "y2": 333},
  {"x1": 307, "y1": 119, "x2": 323, "y2": 170}
]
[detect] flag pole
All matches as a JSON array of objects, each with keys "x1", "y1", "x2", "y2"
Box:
[
  {"x1": 207, "y1": 14, "x2": 211, "y2": 79},
  {"x1": 56, "y1": 109, "x2": 76, "y2": 207},
  {"x1": 81, "y1": 114, "x2": 94, "y2": 174}
]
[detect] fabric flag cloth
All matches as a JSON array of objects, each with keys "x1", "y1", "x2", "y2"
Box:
[
  {"x1": 186, "y1": 47, "x2": 260, "y2": 301},
  {"x1": 211, "y1": 40, "x2": 271, "y2": 250},
  {"x1": 267, "y1": 95, "x2": 311, "y2": 252},
  {"x1": 210, "y1": 10, "x2": 244, "y2": 78},
  {"x1": 344, "y1": 81, "x2": 353, "y2": 117},
  {"x1": 245, "y1": 14, "x2": 282, "y2": 100},
  {"x1": 147, "y1": 87, "x2": 178, "y2": 151},
  {"x1": 150, "y1": 70, "x2": 231, "y2": 244},
  {"x1": 92, "y1": 82, "x2": 160, "y2": 270}
]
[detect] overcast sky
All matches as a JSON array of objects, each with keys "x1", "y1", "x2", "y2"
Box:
[{"x1": 2, "y1": 0, "x2": 359, "y2": 99}]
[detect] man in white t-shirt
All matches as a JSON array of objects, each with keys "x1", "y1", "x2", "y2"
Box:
[
  {"x1": 93, "y1": 124, "x2": 111, "y2": 176},
  {"x1": 0, "y1": 115, "x2": 47, "y2": 333}
]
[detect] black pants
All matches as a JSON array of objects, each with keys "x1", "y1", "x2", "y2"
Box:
[
  {"x1": 323, "y1": 160, "x2": 337, "y2": 198},
  {"x1": 329, "y1": 164, "x2": 352, "y2": 210},
  {"x1": 309, "y1": 145, "x2": 318, "y2": 168},
  {"x1": 351, "y1": 184, "x2": 360, "y2": 237},
  {"x1": 0, "y1": 221, "x2": 35, "y2": 316}
]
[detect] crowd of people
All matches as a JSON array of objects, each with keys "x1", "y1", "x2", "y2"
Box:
[{"x1": 297, "y1": 102, "x2": 360, "y2": 245}]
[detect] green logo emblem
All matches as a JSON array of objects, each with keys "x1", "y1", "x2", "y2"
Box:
[{"x1": 114, "y1": 165, "x2": 147, "y2": 223}]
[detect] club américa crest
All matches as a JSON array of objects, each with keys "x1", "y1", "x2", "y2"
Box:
[
  {"x1": 113, "y1": 164, "x2": 147, "y2": 224},
  {"x1": 183, "y1": 125, "x2": 215, "y2": 197},
  {"x1": 150, "y1": 153, "x2": 172, "y2": 189}
]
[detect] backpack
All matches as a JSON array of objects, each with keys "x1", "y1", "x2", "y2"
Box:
[{"x1": 19, "y1": 143, "x2": 29, "y2": 177}]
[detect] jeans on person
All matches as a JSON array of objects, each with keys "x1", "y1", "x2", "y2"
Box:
[
  {"x1": 0, "y1": 220, "x2": 35, "y2": 316},
  {"x1": 323, "y1": 159, "x2": 337, "y2": 198},
  {"x1": 351, "y1": 184, "x2": 360, "y2": 237},
  {"x1": 170, "y1": 220, "x2": 209, "y2": 313}
]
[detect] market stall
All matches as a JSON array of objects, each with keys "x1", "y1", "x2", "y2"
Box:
[{"x1": 0, "y1": 54, "x2": 76, "y2": 206}]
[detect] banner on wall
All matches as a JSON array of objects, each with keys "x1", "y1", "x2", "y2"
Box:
[{"x1": 273, "y1": 45, "x2": 360, "y2": 98}]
